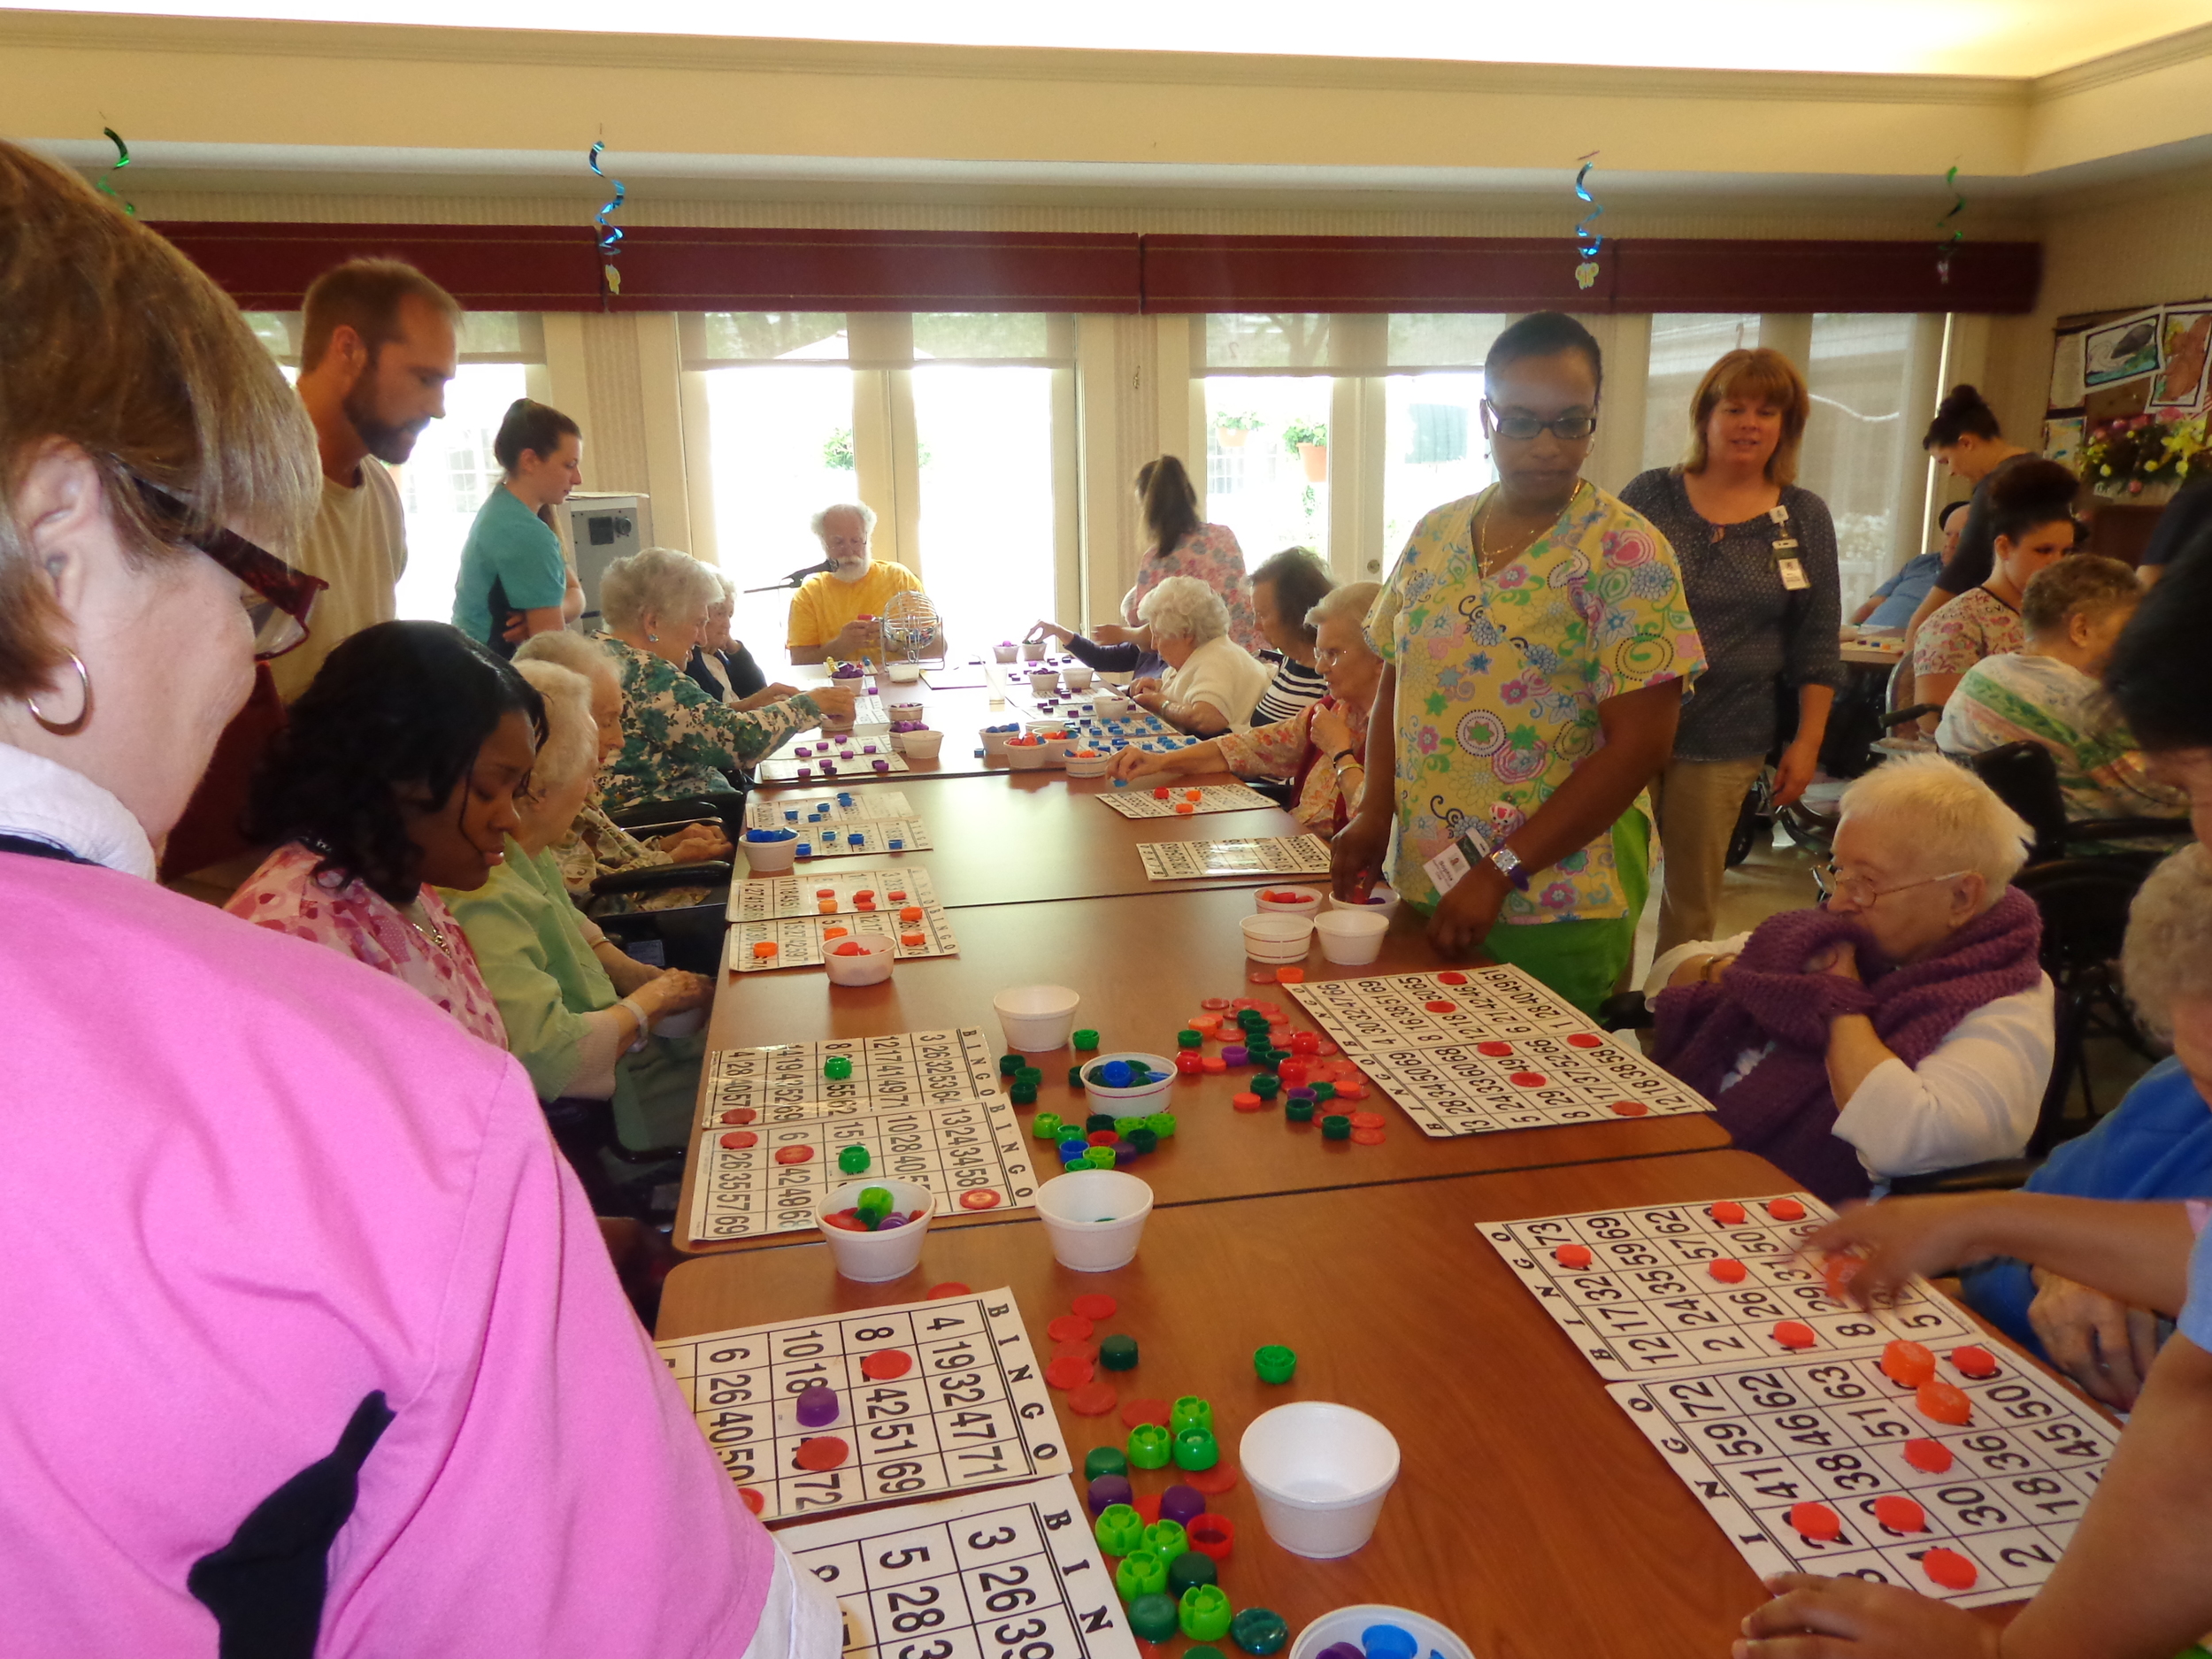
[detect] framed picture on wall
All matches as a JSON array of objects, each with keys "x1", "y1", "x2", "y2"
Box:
[
  {"x1": 2048, "y1": 326, "x2": 2088, "y2": 410},
  {"x1": 2084, "y1": 311, "x2": 2163, "y2": 388},
  {"x1": 2042, "y1": 417, "x2": 2085, "y2": 471},
  {"x1": 2152, "y1": 306, "x2": 2212, "y2": 411}
]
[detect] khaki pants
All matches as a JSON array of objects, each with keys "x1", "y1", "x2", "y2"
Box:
[{"x1": 1652, "y1": 754, "x2": 1768, "y2": 961}]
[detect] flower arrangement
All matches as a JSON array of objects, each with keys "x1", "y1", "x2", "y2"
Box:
[{"x1": 2081, "y1": 411, "x2": 2209, "y2": 499}]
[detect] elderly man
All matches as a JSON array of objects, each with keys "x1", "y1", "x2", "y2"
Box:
[{"x1": 786, "y1": 502, "x2": 943, "y2": 664}]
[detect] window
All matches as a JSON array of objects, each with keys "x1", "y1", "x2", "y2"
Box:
[
  {"x1": 1382, "y1": 314, "x2": 1508, "y2": 557},
  {"x1": 1201, "y1": 316, "x2": 1337, "y2": 564},
  {"x1": 1800, "y1": 313, "x2": 1921, "y2": 616},
  {"x1": 242, "y1": 311, "x2": 542, "y2": 625},
  {"x1": 1642, "y1": 313, "x2": 1759, "y2": 472}
]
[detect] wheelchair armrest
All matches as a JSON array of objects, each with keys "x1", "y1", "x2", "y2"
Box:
[
  {"x1": 1886, "y1": 1157, "x2": 2041, "y2": 1196},
  {"x1": 2064, "y1": 817, "x2": 2193, "y2": 844},
  {"x1": 1596, "y1": 991, "x2": 1653, "y2": 1033},
  {"x1": 1880, "y1": 703, "x2": 1940, "y2": 729},
  {"x1": 589, "y1": 860, "x2": 732, "y2": 897}
]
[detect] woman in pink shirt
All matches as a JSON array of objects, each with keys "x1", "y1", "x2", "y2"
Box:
[{"x1": 0, "y1": 141, "x2": 826, "y2": 1659}]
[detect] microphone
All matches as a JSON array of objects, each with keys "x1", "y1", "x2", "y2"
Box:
[{"x1": 744, "y1": 557, "x2": 833, "y2": 595}]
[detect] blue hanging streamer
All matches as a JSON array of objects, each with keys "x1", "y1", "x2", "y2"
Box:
[
  {"x1": 588, "y1": 140, "x2": 626, "y2": 296},
  {"x1": 1572, "y1": 151, "x2": 1604, "y2": 289},
  {"x1": 1935, "y1": 164, "x2": 1965, "y2": 284},
  {"x1": 97, "y1": 126, "x2": 135, "y2": 218}
]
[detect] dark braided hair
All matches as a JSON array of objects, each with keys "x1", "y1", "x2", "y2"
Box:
[{"x1": 244, "y1": 621, "x2": 544, "y2": 904}]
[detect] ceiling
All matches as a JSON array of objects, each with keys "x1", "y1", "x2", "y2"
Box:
[{"x1": 11, "y1": 0, "x2": 2212, "y2": 76}]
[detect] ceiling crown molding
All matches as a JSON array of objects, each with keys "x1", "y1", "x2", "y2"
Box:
[{"x1": 2034, "y1": 19, "x2": 2212, "y2": 99}]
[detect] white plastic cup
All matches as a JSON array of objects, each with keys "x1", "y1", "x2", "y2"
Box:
[
  {"x1": 1241, "y1": 913, "x2": 1315, "y2": 964},
  {"x1": 817, "y1": 1179, "x2": 933, "y2": 1283},
  {"x1": 884, "y1": 660, "x2": 924, "y2": 683},
  {"x1": 1034, "y1": 1170, "x2": 1153, "y2": 1271},
  {"x1": 1240, "y1": 1402, "x2": 1401, "y2": 1558},
  {"x1": 1004, "y1": 742, "x2": 1056, "y2": 771},
  {"x1": 902, "y1": 730, "x2": 944, "y2": 760},
  {"x1": 1027, "y1": 669, "x2": 1061, "y2": 695},
  {"x1": 1256, "y1": 886, "x2": 1325, "y2": 917},
  {"x1": 1287, "y1": 1607, "x2": 1474, "y2": 1659},
  {"x1": 1347, "y1": 884, "x2": 1400, "y2": 920},
  {"x1": 825, "y1": 935, "x2": 895, "y2": 986},
  {"x1": 981, "y1": 727, "x2": 1016, "y2": 757},
  {"x1": 742, "y1": 833, "x2": 799, "y2": 874},
  {"x1": 888, "y1": 701, "x2": 925, "y2": 723},
  {"x1": 1064, "y1": 664, "x2": 1095, "y2": 689},
  {"x1": 1315, "y1": 909, "x2": 1390, "y2": 965},
  {"x1": 994, "y1": 644, "x2": 1019, "y2": 664},
  {"x1": 1021, "y1": 640, "x2": 1048, "y2": 661},
  {"x1": 994, "y1": 984, "x2": 1080, "y2": 1051}
]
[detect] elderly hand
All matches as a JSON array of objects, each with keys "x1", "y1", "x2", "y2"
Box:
[
  {"x1": 1025, "y1": 620, "x2": 1074, "y2": 646},
  {"x1": 830, "y1": 617, "x2": 880, "y2": 658},
  {"x1": 1805, "y1": 940, "x2": 1861, "y2": 981},
  {"x1": 1309, "y1": 703, "x2": 1354, "y2": 757},
  {"x1": 648, "y1": 968, "x2": 714, "y2": 1017},
  {"x1": 733, "y1": 681, "x2": 800, "y2": 712},
  {"x1": 2028, "y1": 1268, "x2": 2165, "y2": 1409},
  {"x1": 1093, "y1": 623, "x2": 1149, "y2": 649},
  {"x1": 1799, "y1": 1194, "x2": 2007, "y2": 1310},
  {"x1": 1733, "y1": 1574, "x2": 2000, "y2": 1659},
  {"x1": 1107, "y1": 748, "x2": 1172, "y2": 783},
  {"x1": 667, "y1": 826, "x2": 732, "y2": 864},
  {"x1": 808, "y1": 686, "x2": 859, "y2": 726}
]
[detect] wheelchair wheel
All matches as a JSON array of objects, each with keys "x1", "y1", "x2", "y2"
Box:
[{"x1": 1724, "y1": 778, "x2": 1769, "y2": 867}]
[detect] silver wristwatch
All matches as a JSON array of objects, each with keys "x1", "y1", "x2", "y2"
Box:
[{"x1": 1488, "y1": 847, "x2": 1532, "y2": 893}]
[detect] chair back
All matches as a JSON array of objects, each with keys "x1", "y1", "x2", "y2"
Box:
[{"x1": 1965, "y1": 741, "x2": 2070, "y2": 865}]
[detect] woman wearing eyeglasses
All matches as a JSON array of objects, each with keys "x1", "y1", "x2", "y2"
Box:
[
  {"x1": 1621, "y1": 347, "x2": 1844, "y2": 960},
  {"x1": 0, "y1": 145, "x2": 826, "y2": 1659},
  {"x1": 1330, "y1": 311, "x2": 1707, "y2": 1014},
  {"x1": 1649, "y1": 754, "x2": 2052, "y2": 1201}
]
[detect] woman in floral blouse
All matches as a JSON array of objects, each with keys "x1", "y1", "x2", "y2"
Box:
[
  {"x1": 1118, "y1": 456, "x2": 1265, "y2": 657},
  {"x1": 1912, "y1": 457, "x2": 2079, "y2": 732},
  {"x1": 593, "y1": 547, "x2": 853, "y2": 811},
  {"x1": 1332, "y1": 313, "x2": 1707, "y2": 1014},
  {"x1": 228, "y1": 622, "x2": 535, "y2": 1046}
]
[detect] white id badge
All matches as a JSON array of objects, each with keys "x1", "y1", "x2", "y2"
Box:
[
  {"x1": 1778, "y1": 558, "x2": 1810, "y2": 591},
  {"x1": 1421, "y1": 826, "x2": 1490, "y2": 895}
]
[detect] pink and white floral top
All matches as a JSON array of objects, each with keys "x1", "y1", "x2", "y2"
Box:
[
  {"x1": 227, "y1": 841, "x2": 508, "y2": 1048},
  {"x1": 1913, "y1": 585, "x2": 2024, "y2": 682},
  {"x1": 1125, "y1": 523, "x2": 1266, "y2": 656}
]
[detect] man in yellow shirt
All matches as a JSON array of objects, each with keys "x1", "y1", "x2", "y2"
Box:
[{"x1": 786, "y1": 503, "x2": 944, "y2": 664}]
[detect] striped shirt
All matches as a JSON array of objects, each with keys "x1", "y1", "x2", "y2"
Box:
[{"x1": 1250, "y1": 657, "x2": 1327, "y2": 729}]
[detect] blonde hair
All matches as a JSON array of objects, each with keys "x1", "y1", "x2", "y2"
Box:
[
  {"x1": 513, "y1": 627, "x2": 617, "y2": 694},
  {"x1": 2123, "y1": 843, "x2": 2212, "y2": 1040},
  {"x1": 1837, "y1": 753, "x2": 2032, "y2": 897},
  {"x1": 1682, "y1": 347, "x2": 1810, "y2": 487},
  {"x1": 1137, "y1": 574, "x2": 1229, "y2": 645},
  {"x1": 599, "y1": 546, "x2": 718, "y2": 633},
  {"x1": 1308, "y1": 580, "x2": 1380, "y2": 631},
  {"x1": 0, "y1": 141, "x2": 319, "y2": 700},
  {"x1": 511, "y1": 660, "x2": 598, "y2": 797}
]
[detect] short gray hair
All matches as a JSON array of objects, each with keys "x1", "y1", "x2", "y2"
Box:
[
  {"x1": 1837, "y1": 752, "x2": 2032, "y2": 896},
  {"x1": 703, "y1": 563, "x2": 736, "y2": 603},
  {"x1": 2124, "y1": 842, "x2": 2212, "y2": 1039},
  {"x1": 513, "y1": 627, "x2": 617, "y2": 695},
  {"x1": 811, "y1": 502, "x2": 878, "y2": 538},
  {"x1": 511, "y1": 660, "x2": 598, "y2": 798},
  {"x1": 1309, "y1": 580, "x2": 1381, "y2": 632},
  {"x1": 1137, "y1": 574, "x2": 1228, "y2": 645},
  {"x1": 599, "y1": 546, "x2": 718, "y2": 632}
]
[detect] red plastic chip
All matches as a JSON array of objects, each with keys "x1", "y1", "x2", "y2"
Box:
[
  {"x1": 1047, "y1": 1315, "x2": 1095, "y2": 1342},
  {"x1": 739, "y1": 1486, "x2": 766, "y2": 1515},
  {"x1": 1873, "y1": 1494, "x2": 1927, "y2": 1533},
  {"x1": 1071, "y1": 1294, "x2": 1118, "y2": 1320},
  {"x1": 958, "y1": 1189, "x2": 1002, "y2": 1210},
  {"x1": 720, "y1": 1131, "x2": 759, "y2": 1149},
  {"x1": 1708, "y1": 1258, "x2": 1747, "y2": 1283},
  {"x1": 1435, "y1": 972, "x2": 1468, "y2": 986},
  {"x1": 861, "y1": 1350, "x2": 913, "y2": 1380},
  {"x1": 1424, "y1": 1000, "x2": 1458, "y2": 1013},
  {"x1": 1768, "y1": 1198, "x2": 1809, "y2": 1221},
  {"x1": 1350, "y1": 1126, "x2": 1386, "y2": 1145},
  {"x1": 1119, "y1": 1397, "x2": 1171, "y2": 1428},
  {"x1": 1609, "y1": 1101, "x2": 1650, "y2": 1117},
  {"x1": 1950, "y1": 1345, "x2": 2000, "y2": 1379},
  {"x1": 1916, "y1": 1380, "x2": 1973, "y2": 1426},
  {"x1": 1903, "y1": 1438, "x2": 1955, "y2": 1474},
  {"x1": 795, "y1": 1437, "x2": 849, "y2": 1471},
  {"x1": 1554, "y1": 1244, "x2": 1594, "y2": 1270},
  {"x1": 1045, "y1": 1355, "x2": 1095, "y2": 1390},
  {"x1": 1773, "y1": 1320, "x2": 1818, "y2": 1350},
  {"x1": 1509, "y1": 1071, "x2": 1548, "y2": 1088},
  {"x1": 1186, "y1": 1463, "x2": 1239, "y2": 1495},
  {"x1": 1881, "y1": 1340, "x2": 1937, "y2": 1387},
  {"x1": 1710, "y1": 1202, "x2": 1747, "y2": 1225},
  {"x1": 1476, "y1": 1041, "x2": 1514, "y2": 1057},
  {"x1": 1566, "y1": 1033, "x2": 1605, "y2": 1048},
  {"x1": 926, "y1": 1282, "x2": 971, "y2": 1299},
  {"x1": 774, "y1": 1144, "x2": 814, "y2": 1164},
  {"x1": 1067, "y1": 1381, "x2": 1119, "y2": 1417},
  {"x1": 1788, "y1": 1502, "x2": 1841, "y2": 1541},
  {"x1": 719, "y1": 1108, "x2": 759, "y2": 1125},
  {"x1": 1921, "y1": 1548, "x2": 1978, "y2": 1592}
]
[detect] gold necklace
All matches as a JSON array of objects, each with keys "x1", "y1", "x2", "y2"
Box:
[
  {"x1": 400, "y1": 902, "x2": 456, "y2": 960},
  {"x1": 1477, "y1": 484, "x2": 1578, "y2": 576}
]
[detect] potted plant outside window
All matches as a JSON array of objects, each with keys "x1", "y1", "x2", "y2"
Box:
[
  {"x1": 1216, "y1": 411, "x2": 1261, "y2": 449},
  {"x1": 1284, "y1": 419, "x2": 1329, "y2": 483}
]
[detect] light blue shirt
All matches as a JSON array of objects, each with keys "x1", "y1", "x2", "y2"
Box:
[
  {"x1": 2183, "y1": 1202, "x2": 2212, "y2": 1352},
  {"x1": 452, "y1": 487, "x2": 565, "y2": 648}
]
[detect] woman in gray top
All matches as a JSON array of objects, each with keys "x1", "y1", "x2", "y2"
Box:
[{"x1": 1622, "y1": 346, "x2": 1843, "y2": 958}]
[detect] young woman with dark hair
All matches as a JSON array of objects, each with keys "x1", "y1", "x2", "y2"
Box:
[
  {"x1": 1896, "y1": 384, "x2": 2042, "y2": 672},
  {"x1": 451, "y1": 396, "x2": 586, "y2": 657},
  {"x1": 227, "y1": 619, "x2": 547, "y2": 1043}
]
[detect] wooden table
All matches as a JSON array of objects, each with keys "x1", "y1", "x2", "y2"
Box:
[
  {"x1": 659, "y1": 1148, "x2": 1805, "y2": 1658},
  {"x1": 683, "y1": 886, "x2": 1730, "y2": 1252},
  {"x1": 746, "y1": 771, "x2": 1309, "y2": 908}
]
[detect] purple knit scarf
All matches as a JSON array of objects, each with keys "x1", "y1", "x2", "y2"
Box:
[{"x1": 1651, "y1": 887, "x2": 2042, "y2": 1202}]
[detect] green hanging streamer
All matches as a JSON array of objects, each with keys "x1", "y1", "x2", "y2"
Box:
[
  {"x1": 1936, "y1": 164, "x2": 1965, "y2": 283},
  {"x1": 97, "y1": 127, "x2": 135, "y2": 218}
]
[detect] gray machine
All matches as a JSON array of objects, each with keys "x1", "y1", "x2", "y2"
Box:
[{"x1": 564, "y1": 492, "x2": 653, "y2": 630}]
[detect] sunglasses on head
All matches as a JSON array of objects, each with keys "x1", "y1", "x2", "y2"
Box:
[{"x1": 131, "y1": 475, "x2": 326, "y2": 660}]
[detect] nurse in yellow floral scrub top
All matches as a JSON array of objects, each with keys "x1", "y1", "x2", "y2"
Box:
[{"x1": 1332, "y1": 311, "x2": 1707, "y2": 1013}]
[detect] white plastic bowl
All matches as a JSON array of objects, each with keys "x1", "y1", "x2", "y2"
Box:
[
  {"x1": 1344, "y1": 883, "x2": 1400, "y2": 920},
  {"x1": 887, "y1": 700, "x2": 924, "y2": 723},
  {"x1": 884, "y1": 660, "x2": 923, "y2": 683},
  {"x1": 1240, "y1": 1402, "x2": 1401, "y2": 1558},
  {"x1": 817, "y1": 1179, "x2": 933, "y2": 1283},
  {"x1": 1063, "y1": 665, "x2": 1095, "y2": 689},
  {"x1": 980, "y1": 727, "x2": 1018, "y2": 757},
  {"x1": 994, "y1": 645, "x2": 1019, "y2": 663},
  {"x1": 994, "y1": 983, "x2": 1081, "y2": 1051},
  {"x1": 1091, "y1": 695, "x2": 1135, "y2": 718},
  {"x1": 1034, "y1": 1170, "x2": 1153, "y2": 1271},
  {"x1": 1241, "y1": 913, "x2": 1316, "y2": 964},
  {"x1": 824, "y1": 934, "x2": 896, "y2": 986},
  {"x1": 1063, "y1": 749, "x2": 1110, "y2": 779},
  {"x1": 1026, "y1": 670, "x2": 1062, "y2": 695},
  {"x1": 1289, "y1": 1608, "x2": 1474, "y2": 1659},
  {"x1": 741, "y1": 834, "x2": 799, "y2": 874},
  {"x1": 1315, "y1": 908, "x2": 1390, "y2": 966},
  {"x1": 1020, "y1": 641, "x2": 1048, "y2": 661},
  {"x1": 902, "y1": 730, "x2": 944, "y2": 761},
  {"x1": 1004, "y1": 742, "x2": 1057, "y2": 771},
  {"x1": 1074, "y1": 1051, "x2": 1176, "y2": 1106},
  {"x1": 1255, "y1": 886, "x2": 1325, "y2": 917}
]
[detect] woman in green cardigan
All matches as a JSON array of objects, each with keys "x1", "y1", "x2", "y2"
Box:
[{"x1": 443, "y1": 658, "x2": 712, "y2": 1151}]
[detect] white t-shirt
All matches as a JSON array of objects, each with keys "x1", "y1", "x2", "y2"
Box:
[
  {"x1": 1162, "y1": 634, "x2": 1271, "y2": 733},
  {"x1": 273, "y1": 459, "x2": 407, "y2": 703}
]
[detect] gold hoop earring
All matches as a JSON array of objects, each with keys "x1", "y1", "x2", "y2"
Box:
[{"x1": 26, "y1": 652, "x2": 92, "y2": 736}]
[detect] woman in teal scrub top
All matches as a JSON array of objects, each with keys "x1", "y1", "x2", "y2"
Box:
[{"x1": 453, "y1": 397, "x2": 584, "y2": 657}]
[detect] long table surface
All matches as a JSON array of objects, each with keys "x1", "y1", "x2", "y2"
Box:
[
  {"x1": 682, "y1": 885, "x2": 1729, "y2": 1251},
  {"x1": 746, "y1": 770, "x2": 1312, "y2": 907},
  {"x1": 660, "y1": 1148, "x2": 1847, "y2": 1658}
]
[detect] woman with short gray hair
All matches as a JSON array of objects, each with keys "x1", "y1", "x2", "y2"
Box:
[
  {"x1": 1131, "y1": 574, "x2": 1271, "y2": 735},
  {"x1": 595, "y1": 547, "x2": 851, "y2": 810}
]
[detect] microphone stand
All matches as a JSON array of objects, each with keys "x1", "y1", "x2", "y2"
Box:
[{"x1": 744, "y1": 559, "x2": 833, "y2": 595}]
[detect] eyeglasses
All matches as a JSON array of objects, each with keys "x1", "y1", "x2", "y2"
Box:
[
  {"x1": 1483, "y1": 401, "x2": 1598, "y2": 442},
  {"x1": 1812, "y1": 862, "x2": 1970, "y2": 910},
  {"x1": 132, "y1": 476, "x2": 326, "y2": 660},
  {"x1": 1313, "y1": 646, "x2": 1351, "y2": 667}
]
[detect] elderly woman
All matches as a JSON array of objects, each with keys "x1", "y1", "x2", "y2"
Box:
[
  {"x1": 227, "y1": 621, "x2": 535, "y2": 1044},
  {"x1": 1651, "y1": 754, "x2": 2052, "y2": 1200},
  {"x1": 1938, "y1": 555, "x2": 2187, "y2": 831},
  {"x1": 688, "y1": 564, "x2": 797, "y2": 711},
  {"x1": 1109, "y1": 583, "x2": 1380, "y2": 833},
  {"x1": 1129, "y1": 575, "x2": 1271, "y2": 736},
  {"x1": 442, "y1": 659, "x2": 713, "y2": 1154},
  {"x1": 596, "y1": 545, "x2": 851, "y2": 812},
  {"x1": 514, "y1": 629, "x2": 731, "y2": 912},
  {"x1": 0, "y1": 142, "x2": 817, "y2": 1653}
]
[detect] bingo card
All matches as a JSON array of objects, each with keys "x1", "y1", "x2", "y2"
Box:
[
  {"x1": 1486, "y1": 1192, "x2": 2118, "y2": 1606},
  {"x1": 761, "y1": 749, "x2": 910, "y2": 783},
  {"x1": 729, "y1": 866, "x2": 942, "y2": 925},
  {"x1": 725, "y1": 902, "x2": 960, "y2": 973},
  {"x1": 688, "y1": 1093, "x2": 1038, "y2": 1243},
  {"x1": 749, "y1": 790, "x2": 921, "y2": 830},
  {"x1": 1285, "y1": 966, "x2": 1713, "y2": 1136},
  {"x1": 1095, "y1": 784, "x2": 1278, "y2": 819},
  {"x1": 780, "y1": 1477, "x2": 1141, "y2": 1659},
  {"x1": 779, "y1": 820, "x2": 933, "y2": 860},
  {"x1": 1134, "y1": 835, "x2": 1330, "y2": 881},
  {"x1": 700, "y1": 1027, "x2": 1002, "y2": 1125},
  {"x1": 657, "y1": 1287, "x2": 1069, "y2": 1519}
]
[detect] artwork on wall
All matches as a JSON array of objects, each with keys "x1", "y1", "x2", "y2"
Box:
[
  {"x1": 2082, "y1": 310, "x2": 2162, "y2": 388},
  {"x1": 2151, "y1": 307, "x2": 2212, "y2": 411}
]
